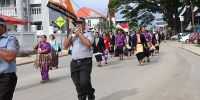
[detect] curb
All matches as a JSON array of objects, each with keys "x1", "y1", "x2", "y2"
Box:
[
  {"x1": 180, "y1": 47, "x2": 200, "y2": 57},
  {"x1": 16, "y1": 54, "x2": 68, "y2": 66}
]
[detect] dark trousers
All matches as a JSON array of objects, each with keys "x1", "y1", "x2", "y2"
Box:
[
  {"x1": 0, "y1": 73, "x2": 17, "y2": 100},
  {"x1": 70, "y1": 58, "x2": 95, "y2": 100}
]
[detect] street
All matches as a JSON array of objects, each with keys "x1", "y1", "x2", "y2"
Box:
[{"x1": 14, "y1": 41, "x2": 200, "y2": 100}]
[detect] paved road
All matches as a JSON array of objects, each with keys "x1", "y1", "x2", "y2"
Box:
[{"x1": 13, "y1": 41, "x2": 200, "y2": 100}]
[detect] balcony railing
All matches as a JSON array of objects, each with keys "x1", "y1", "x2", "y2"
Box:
[
  {"x1": 30, "y1": 7, "x2": 41, "y2": 15},
  {"x1": 0, "y1": 7, "x2": 17, "y2": 16},
  {"x1": 30, "y1": 7, "x2": 42, "y2": 22}
]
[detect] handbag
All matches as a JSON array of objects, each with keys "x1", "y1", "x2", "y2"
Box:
[{"x1": 33, "y1": 54, "x2": 39, "y2": 69}]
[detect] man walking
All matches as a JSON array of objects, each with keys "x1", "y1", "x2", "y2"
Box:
[
  {"x1": 0, "y1": 18, "x2": 20, "y2": 100},
  {"x1": 64, "y1": 17, "x2": 95, "y2": 100}
]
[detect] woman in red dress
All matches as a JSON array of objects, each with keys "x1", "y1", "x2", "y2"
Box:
[{"x1": 102, "y1": 32, "x2": 110, "y2": 64}]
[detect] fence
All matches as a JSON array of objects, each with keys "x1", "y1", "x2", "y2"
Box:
[{"x1": 10, "y1": 32, "x2": 67, "y2": 51}]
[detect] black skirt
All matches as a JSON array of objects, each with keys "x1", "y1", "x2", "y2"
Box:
[
  {"x1": 136, "y1": 52, "x2": 144, "y2": 61},
  {"x1": 144, "y1": 49, "x2": 150, "y2": 57},
  {"x1": 95, "y1": 54, "x2": 102, "y2": 62},
  {"x1": 155, "y1": 46, "x2": 159, "y2": 50},
  {"x1": 116, "y1": 45, "x2": 124, "y2": 54},
  {"x1": 109, "y1": 45, "x2": 115, "y2": 53}
]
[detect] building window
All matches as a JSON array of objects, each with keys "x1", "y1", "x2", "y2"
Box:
[{"x1": 0, "y1": 0, "x2": 15, "y2": 7}]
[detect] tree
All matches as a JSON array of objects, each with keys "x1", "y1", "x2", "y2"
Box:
[{"x1": 108, "y1": 0, "x2": 200, "y2": 34}]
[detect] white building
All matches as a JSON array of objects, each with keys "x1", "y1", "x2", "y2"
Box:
[
  {"x1": 0, "y1": 0, "x2": 68, "y2": 35},
  {"x1": 76, "y1": 7, "x2": 107, "y2": 33}
]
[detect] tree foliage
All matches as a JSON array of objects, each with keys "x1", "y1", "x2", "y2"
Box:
[{"x1": 108, "y1": 0, "x2": 200, "y2": 34}]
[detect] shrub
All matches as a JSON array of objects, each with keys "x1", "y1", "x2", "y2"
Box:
[{"x1": 17, "y1": 50, "x2": 37, "y2": 57}]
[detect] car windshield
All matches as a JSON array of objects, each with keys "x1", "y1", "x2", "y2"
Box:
[{"x1": 182, "y1": 32, "x2": 189, "y2": 36}]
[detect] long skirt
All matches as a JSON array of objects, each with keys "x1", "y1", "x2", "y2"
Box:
[
  {"x1": 95, "y1": 54, "x2": 102, "y2": 62},
  {"x1": 155, "y1": 46, "x2": 159, "y2": 51},
  {"x1": 136, "y1": 52, "x2": 144, "y2": 61},
  {"x1": 109, "y1": 45, "x2": 115, "y2": 54},
  {"x1": 37, "y1": 54, "x2": 51, "y2": 80},
  {"x1": 103, "y1": 49, "x2": 109, "y2": 60},
  {"x1": 51, "y1": 51, "x2": 59, "y2": 68},
  {"x1": 144, "y1": 48, "x2": 150, "y2": 57},
  {"x1": 116, "y1": 45, "x2": 124, "y2": 54}
]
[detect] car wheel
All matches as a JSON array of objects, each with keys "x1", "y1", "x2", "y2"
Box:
[
  {"x1": 194, "y1": 39, "x2": 198, "y2": 44},
  {"x1": 185, "y1": 39, "x2": 189, "y2": 44}
]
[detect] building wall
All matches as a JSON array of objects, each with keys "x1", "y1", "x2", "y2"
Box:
[
  {"x1": 1, "y1": 0, "x2": 68, "y2": 34},
  {"x1": 85, "y1": 17, "x2": 107, "y2": 33},
  {"x1": 30, "y1": 0, "x2": 41, "y2": 4}
]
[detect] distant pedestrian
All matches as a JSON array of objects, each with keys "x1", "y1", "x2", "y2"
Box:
[
  {"x1": 33, "y1": 35, "x2": 52, "y2": 83},
  {"x1": 93, "y1": 32, "x2": 105, "y2": 67},
  {"x1": 115, "y1": 31, "x2": 125, "y2": 60},
  {"x1": 63, "y1": 17, "x2": 95, "y2": 100},
  {"x1": 49, "y1": 34, "x2": 60, "y2": 69},
  {"x1": 124, "y1": 32, "x2": 132, "y2": 56},
  {"x1": 152, "y1": 28, "x2": 161, "y2": 54},
  {"x1": 109, "y1": 31, "x2": 115, "y2": 57},
  {"x1": 0, "y1": 18, "x2": 20, "y2": 100},
  {"x1": 102, "y1": 32, "x2": 110, "y2": 64},
  {"x1": 141, "y1": 27, "x2": 152, "y2": 62},
  {"x1": 132, "y1": 29, "x2": 147, "y2": 66}
]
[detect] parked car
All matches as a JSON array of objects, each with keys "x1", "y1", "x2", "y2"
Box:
[
  {"x1": 189, "y1": 32, "x2": 200, "y2": 44},
  {"x1": 180, "y1": 32, "x2": 190, "y2": 43},
  {"x1": 170, "y1": 34, "x2": 179, "y2": 40}
]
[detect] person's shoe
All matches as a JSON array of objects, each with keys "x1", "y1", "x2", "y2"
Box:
[
  {"x1": 147, "y1": 59, "x2": 150, "y2": 63},
  {"x1": 40, "y1": 80, "x2": 47, "y2": 83}
]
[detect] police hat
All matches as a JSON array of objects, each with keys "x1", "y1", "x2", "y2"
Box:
[
  {"x1": 75, "y1": 17, "x2": 85, "y2": 23},
  {"x1": 0, "y1": 18, "x2": 6, "y2": 25}
]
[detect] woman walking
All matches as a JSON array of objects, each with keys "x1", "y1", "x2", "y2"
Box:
[
  {"x1": 132, "y1": 30, "x2": 147, "y2": 66},
  {"x1": 49, "y1": 34, "x2": 60, "y2": 69},
  {"x1": 141, "y1": 27, "x2": 152, "y2": 62},
  {"x1": 102, "y1": 32, "x2": 110, "y2": 64},
  {"x1": 109, "y1": 31, "x2": 115, "y2": 57},
  {"x1": 115, "y1": 31, "x2": 125, "y2": 60},
  {"x1": 33, "y1": 35, "x2": 52, "y2": 83},
  {"x1": 93, "y1": 32, "x2": 105, "y2": 67},
  {"x1": 152, "y1": 28, "x2": 161, "y2": 54}
]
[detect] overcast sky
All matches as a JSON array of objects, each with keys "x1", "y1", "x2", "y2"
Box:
[{"x1": 71, "y1": 0, "x2": 123, "y2": 19}]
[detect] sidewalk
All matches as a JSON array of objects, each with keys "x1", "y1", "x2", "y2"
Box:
[
  {"x1": 167, "y1": 40, "x2": 200, "y2": 56},
  {"x1": 16, "y1": 50, "x2": 68, "y2": 66}
]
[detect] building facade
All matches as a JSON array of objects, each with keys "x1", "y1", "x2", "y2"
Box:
[
  {"x1": 0, "y1": 0, "x2": 67, "y2": 35},
  {"x1": 76, "y1": 7, "x2": 107, "y2": 34}
]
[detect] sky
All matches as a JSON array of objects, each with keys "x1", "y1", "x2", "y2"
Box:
[{"x1": 71, "y1": 0, "x2": 123, "y2": 19}]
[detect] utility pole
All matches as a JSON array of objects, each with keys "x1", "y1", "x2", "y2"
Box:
[
  {"x1": 190, "y1": 0, "x2": 195, "y2": 32},
  {"x1": 27, "y1": 0, "x2": 30, "y2": 32}
]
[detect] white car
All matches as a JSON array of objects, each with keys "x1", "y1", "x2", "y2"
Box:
[{"x1": 180, "y1": 32, "x2": 190, "y2": 43}]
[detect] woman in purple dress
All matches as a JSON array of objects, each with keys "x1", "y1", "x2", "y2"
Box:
[
  {"x1": 141, "y1": 27, "x2": 152, "y2": 62},
  {"x1": 115, "y1": 31, "x2": 125, "y2": 60},
  {"x1": 33, "y1": 35, "x2": 52, "y2": 83}
]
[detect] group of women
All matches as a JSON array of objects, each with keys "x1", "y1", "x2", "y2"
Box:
[
  {"x1": 32, "y1": 26, "x2": 162, "y2": 83},
  {"x1": 133, "y1": 27, "x2": 161, "y2": 66}
]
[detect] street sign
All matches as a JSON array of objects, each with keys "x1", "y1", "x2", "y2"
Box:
[{"x1": 55, "y1": 16, "x2": 65, "y2": 28}]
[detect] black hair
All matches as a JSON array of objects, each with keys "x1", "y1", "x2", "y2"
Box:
[{"x1": 41, "y1": 35, "x2": 47, "y2": 39}]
